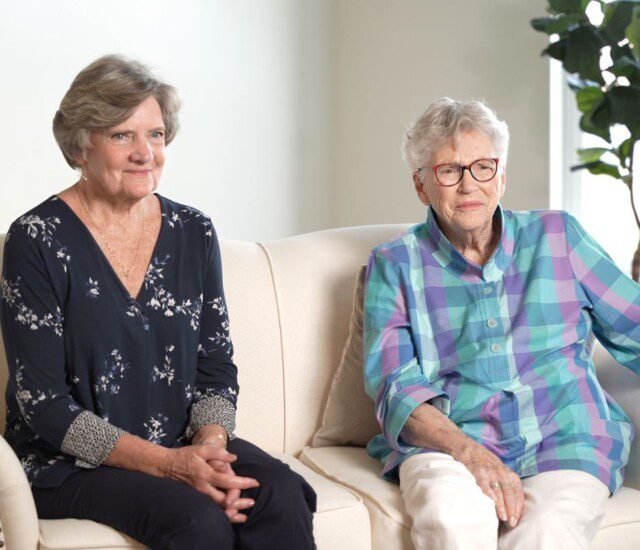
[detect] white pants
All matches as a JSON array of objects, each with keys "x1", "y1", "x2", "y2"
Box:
[{"x1": 399, "y1": 452, "x2": 610, "y2": 550}]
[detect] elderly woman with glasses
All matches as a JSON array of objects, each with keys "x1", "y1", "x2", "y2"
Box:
[
  {"x1": 363, "y1": 97, "x2": 640, "y2": 549},
  {"x1": 0, "y1": 55, "x2": 316, "y2": 549}
]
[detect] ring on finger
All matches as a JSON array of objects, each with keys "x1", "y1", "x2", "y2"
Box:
[{"x1": 491, "y1": 482, "x2": 502, "y2": 490}]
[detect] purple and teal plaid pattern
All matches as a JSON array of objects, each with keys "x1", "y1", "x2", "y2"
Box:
[{"x1": 363, "y1": 206, "x2": 639, "y2": 493}]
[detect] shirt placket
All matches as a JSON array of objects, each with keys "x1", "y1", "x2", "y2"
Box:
[{"x1": 478, "y1": 280, "x2": 510, "y2": 386}]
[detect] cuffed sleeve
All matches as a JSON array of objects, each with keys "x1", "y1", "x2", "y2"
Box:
[
  {"x1": 363, "y1": 250, "x2": 448, "y2": 453},
  {"x1": 184, "y1": 395, "x2": 237, "y2": 441},
  {"x1": 565, "y1": 213, "x2": 640, "y2": 373},
  {"x1": 61, "y1": 410, "x2": 125, "y2": 468}
]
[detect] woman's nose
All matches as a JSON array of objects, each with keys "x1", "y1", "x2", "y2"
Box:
[
  {"x1": 130, "y1": 139, "x2": 153, "y2": 163},
  {"x1": 458, "y1": 168, "x2": 478, "y2": 192}
]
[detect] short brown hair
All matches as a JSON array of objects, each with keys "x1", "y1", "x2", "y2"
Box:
[{"x1": 53, "y1": 54, "x2": 181, "y2": 168}]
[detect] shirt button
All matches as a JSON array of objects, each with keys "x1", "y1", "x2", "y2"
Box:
[
  {"x1": 490, "y1": 343, "x2": 501, "y2": 353},
  {"x1": 487, "y1": 318, "x2": 498, "y2": 328},
  {"x1": 483, "y1": 286, "x2": 493, "y2": 295}
]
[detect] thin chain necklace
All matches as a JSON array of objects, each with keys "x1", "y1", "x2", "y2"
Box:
[{"x1": 76, "y1": 183, "x2": 145, "y2": 280}]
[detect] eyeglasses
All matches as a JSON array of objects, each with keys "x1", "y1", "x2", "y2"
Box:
[{"x1": 416, "y1": 158, "x2": 499, "y2": 187}]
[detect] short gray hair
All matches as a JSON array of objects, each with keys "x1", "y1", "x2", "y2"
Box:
[
  {"x1": 53, "y1": 55, "x2": 181, "y2": 168},
  {"x1": 402, "y1": 98, "x2": 509, "y2": 180}
]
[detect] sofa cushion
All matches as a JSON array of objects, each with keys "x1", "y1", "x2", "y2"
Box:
[
  {"x1": 312, "y1": 265, "x2": 380, "y2": 448},
  {"x1": 37, "y1": 453, "x2": 371, "y2": 550},
  {"x1": 39, "y1": 519, "x2": 143, "y2": 550},
  {"x1": 260, "y1": 225, "x2": 411, "y2": 455},
  {"x1": 300, "y1": 445, "x2": 640, "y2": 550}
]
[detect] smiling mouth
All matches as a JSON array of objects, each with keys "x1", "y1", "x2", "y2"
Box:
[
  {"x1": 126, "y1": 170, "x2": 153, "y2": 176},
  {"x1": 457, "y1": 202, "x2": 483, "y2": 210}
]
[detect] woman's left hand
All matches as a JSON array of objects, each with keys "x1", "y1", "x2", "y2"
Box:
[{"x1": 195, "y1": 426, "x2": 255, "y2": 523}]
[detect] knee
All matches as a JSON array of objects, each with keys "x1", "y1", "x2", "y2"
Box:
[
  {"x1": 156, "y1": 489, "x2": 234, "y2": 549},
  {"x1": 420, "y1": 483, "x2": 498, "y2": 532},
  {"x1": 256, "y1": 461, "x2": 316, "y2": 516}
]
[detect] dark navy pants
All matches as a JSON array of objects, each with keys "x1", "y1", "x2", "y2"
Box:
[{"x1": 33, "y1": 438, "x2": 316, "y2": 549}]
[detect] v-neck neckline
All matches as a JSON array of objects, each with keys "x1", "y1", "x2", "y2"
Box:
[{"x1": 54, "y1": 193, "x2": 167, "y2": 304}]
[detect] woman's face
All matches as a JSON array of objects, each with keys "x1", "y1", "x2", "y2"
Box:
[
  {"x1": 80, "y1": 96, "x2": 166, "y2": 200},
  {"x1": 413, "y1": 130, "x2": 506, "y2": 239}
]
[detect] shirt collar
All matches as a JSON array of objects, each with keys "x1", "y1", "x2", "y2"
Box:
[{"x1": 423, "y1": 204, "x2": 514, "y2": 282}]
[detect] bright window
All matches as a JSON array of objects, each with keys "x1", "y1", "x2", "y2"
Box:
[{"x1": 549, "y1": 1, "x2": 639, "y2": 276}]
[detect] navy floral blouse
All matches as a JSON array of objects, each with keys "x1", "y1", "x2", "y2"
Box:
[{"x1": 1, "y1": 194, "x2": 238, "y2": 488}]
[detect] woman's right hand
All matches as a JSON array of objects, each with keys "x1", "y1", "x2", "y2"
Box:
[
  {"x1": 452, "y1": 442, "x2": 525, "y2": 528},
  {"x1": 161, "y1": 445, "x2": 260, "y2": 510}
]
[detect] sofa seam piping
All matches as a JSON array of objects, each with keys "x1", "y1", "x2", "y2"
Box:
[
  {"x1": 300, "y1": 448, "x2": 411, "y2": 529},
  {"x1": 257, "y1": 242, "x2": 287, "y2": 453}
]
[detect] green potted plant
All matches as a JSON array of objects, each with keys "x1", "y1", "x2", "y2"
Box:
[{"x1": 532, "y1": 0, "x2": 640, "y2": 280}]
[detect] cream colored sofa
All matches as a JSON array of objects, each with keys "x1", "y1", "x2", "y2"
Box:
[{"x1": 1, "y1": 225, "x2": 640, "y2": 550}]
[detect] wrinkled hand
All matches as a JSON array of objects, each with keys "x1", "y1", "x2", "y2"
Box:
[
  {"x1": 162, "y1": 445, "x2": 259, "y2": 523},
  {"x1": 453, "y1": 443, "x2": 524, "y2": 528},
  {"x1": 199, "y1": 436, "x2": 255, "y2": 524}
]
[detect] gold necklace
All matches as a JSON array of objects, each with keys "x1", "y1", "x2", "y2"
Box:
[{"x1": 76, "y1": 183, "x2": 145, "y2": 280}]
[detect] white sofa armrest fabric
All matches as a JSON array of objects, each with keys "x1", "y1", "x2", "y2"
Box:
[{"x1": 0, "y1": 435, "x2": 39, "y2": 550}]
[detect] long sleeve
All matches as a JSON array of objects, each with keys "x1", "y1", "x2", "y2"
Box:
[
  {"x1": 184, "y1": 223, "x2": 239, "y2": 440},
  {"x1": 1, "y1": 223, "x2": 123, "y2": 468},
  {"x1": 565, "y1": 213, "x2": 640, "y2": 373},
  {"x1": 363, "y1": 249, "x2": 448, "y2": 453}
]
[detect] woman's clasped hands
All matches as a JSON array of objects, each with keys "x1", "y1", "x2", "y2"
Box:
[{"x1": 161, "y1": 442, "x2": 259, "y2": 523}]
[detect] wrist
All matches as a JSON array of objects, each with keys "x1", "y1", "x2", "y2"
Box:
[
  {"x1": 447, "y1": 437, "x2": 478, "y2": 462},
  {"x1": 192, "y1": 425, "x2": 228, "y2": 447},
  {"x1": 156, "y1": 447, "x2": 176, "y2": 478},
  {"x1": 196, "y1": 433, "x2": 227, "y2": 448}
]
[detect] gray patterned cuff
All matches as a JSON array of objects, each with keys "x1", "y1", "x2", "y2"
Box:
[
  {"x1": 61, "y1": 411, "x2": 124, "y2": 469},
  {"x1": 186, "y1": 395, "x2": 237, "y2": 441}
]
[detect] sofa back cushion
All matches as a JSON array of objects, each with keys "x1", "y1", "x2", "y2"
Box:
[
  {"x1": 220, "y1": 240, "x2": 286, "y2": 452},
  {"x1": 261, "y1": 224, "x2": 410, "y2": 455},
  {"x1": 312, "y1": 265, "x2": 380, "y2": 447}
]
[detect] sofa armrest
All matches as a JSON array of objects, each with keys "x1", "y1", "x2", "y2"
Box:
[
  {"x1": 594, "y1": 343, "x2": 640, "y2": 491},
  {"x1": 0, "y1": 436, "x2": 39, "y2": 550}
]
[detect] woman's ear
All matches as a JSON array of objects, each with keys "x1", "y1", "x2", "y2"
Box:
[{"x1": 413, "y1": 171, "x2": 430, "y2": 207}]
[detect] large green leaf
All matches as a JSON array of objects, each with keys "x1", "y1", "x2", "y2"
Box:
[
  {"x1": 580, "y1": 111, "x2": 612, "y2": 141},
  {"x1": 549, "y1": 0, "x2": 585, "y2": 14},
  {"x1": 591, "y1": 95, "x2": 613, "y2": 128},
  {"x1": 531, "y1": 14, "x2": 584, "y2": 34},
  {"x1": 626, "y1": 5, "x2": 640, "y2": 59},
  {"x1": 577, "y1": 147, "x2": 611, "y2": 162},
  {"x1": 571, "y1": 160, "x2": 622, "y2": 179},
  {"x1": 576, "y1": 86, "x2": 604, "y2": 111},
  {"x1": 608, "y1": 85, "x2": 640, "y2": 136},
  {"x1": 543, "y1": 39, "x2": 567, "y2": 60},
  {"x1": 618, "y1": 137, "x2": 635, "y2": 166},
  {"x1": 587, "y1": 160, "x2": 623, "y2": 179},
  {"x1": 563, "y1": 25, "x2": 606, "y2": 83},
  {"x1": 609, "y1": 56, "x2": 640, "y2": 85},
  {"x1": 603, "y1": 0, "x2": 640, "y2": 42},
  {"x1": 611, "y1": 42, "x2": 636, "y2": 63}
]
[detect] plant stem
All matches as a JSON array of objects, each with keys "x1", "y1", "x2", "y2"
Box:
[{"x1": 629, "y1": 146, "x2": 640, "y2": 227}]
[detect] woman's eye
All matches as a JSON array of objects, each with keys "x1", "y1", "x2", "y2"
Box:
[
  {"x1": 109, "y1": 132, "x2": 133, "y2": 143},
  {"x1": 151, "y1": 131, "x2": 165, "y2": 139}
]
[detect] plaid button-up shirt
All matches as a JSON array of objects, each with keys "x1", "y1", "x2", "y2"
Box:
[{"x1": 364, "y1": 206, "x2": 639, "y2": 493}]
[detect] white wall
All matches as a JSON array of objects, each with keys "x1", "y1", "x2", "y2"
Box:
[
  {"x1": 0, "y1": 0, "x2": 331, "y2": 241},
  {"x1": 0, "y1": 1, "x2": 548, "y2": 240},
  {"x1": 328, "y1": 0, "x2": 550, "y2": 228}
]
